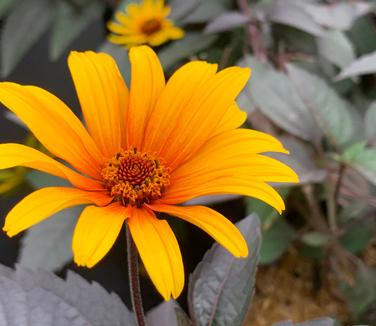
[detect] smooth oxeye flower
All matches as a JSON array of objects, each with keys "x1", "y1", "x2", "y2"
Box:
[
  {"x1": 107, "y1": 0, "x2": 184, "y2": 48},
  {"x1": 0, "y1": 46, "x2": 298, "y2": 300}
]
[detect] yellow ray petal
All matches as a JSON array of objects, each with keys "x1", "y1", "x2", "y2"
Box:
[
  {"x1": 143, "y1": 61, "x2": 218, "y2": 155},
  {"x1": 127, "y1": 46, "x2": 165, "y2": 149},
  {"x1": 171, "y1": 128, "x2": 291, "y2": 177},
  {"x1": 163, "y1": 129, "x2": 298, "y2": 210},
  {"x1": 148, "y1": 32, "x2": 169, "y2": 47},
  {"x1": 160, "y1": 179, "x2": 286, "y2": 213},
  {"x1": 145, "y1": 65, "x2": 250, "y2": 168},
  {"x1": 172, "y1": 155, "x2": 298, "y2": 184},
  {"x1": 107, "y1": 21, "x2": 131, "y2": 35},
  {"x1": 167, "y1": 67, "x2": 251, "y2": 169},
  {"x1": 163, "y1": 24, "x2": 184, "y2": 39},
  {"x1": 215, "y1": 103, "x2": 247, "y2": 135},
  {"x1": 0, "y1": 143, "x2": 103, "y2": 190},
  {"x1": 126, "y1": 3, "x2": 143, "y2": 17},
  {"x1": 108, "y1": 34, "x2": 147, "y2": 46},
  {"x1": 149, "y1": 204, "x2": 248, "y2": 257},
  {"x1": 3, "y1": 187, "x2": 112, "y2": 237},
  {"x1": 0, "y1": 83, "x2": 103, "y2": 178},
  {"x1": 73, "y1": 203, "x2": 127, "y2": 268},
  {"x1": 68, "y1": 51, "x2": 129, "y2": 158},
  {"x1": 127, "y1": 206, "x2": 184, "y2": 300},
  {"x1": 114, "y1": 11, "x2": 135, "y2": 27},
  {"x1": 190, "y1": 128, "x2": 288, "y2": 159}
]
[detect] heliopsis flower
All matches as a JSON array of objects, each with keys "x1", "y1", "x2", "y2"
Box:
[
  {"x1": 107, "y1": 0, "x2": 184, "y2": 48},
  {"x1": 0, "y1": 46, "x2": 298, "y2": 300}
]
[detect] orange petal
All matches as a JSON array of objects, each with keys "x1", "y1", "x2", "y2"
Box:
[
  {"x1": 68, "y1": 51, "x2": 129, "y2": 158},
  {"x1": 172, "y1": 155, "x2": 298, "y2": 184},
  {"x1": 163, "y1": 24, "x2": 185, "y2": 40},
  {"x1": 127, "y1": 46, "x2": 165, "y2": 150},
  {"x1": 0, "y1": 83, "x2": 103, "y2": 178},
  {"x1": 214, "y1": 103, "x2": 247, "y2": 135},
  {"x1": 108, "y1": 34, "x2": 148, "y2": 47},
  {"x1": 127, "y1": 206, "x2": 184, "y2": 300},
  {"x1": 169, "y1": 128, "x2": 296, "y2": 182},
  {"x1": 73, "y1": 203, "x2": 127, "y2": 268},
  {"x1": 160, "y1": 129, "x2": 297, "y2": 213},
  {"x1": 150, "y1": 66, "x2": 251, "y2": 169},
  {"x1": 161, "y1": 179, "x2": 286, "y2": 214},
  {"x1": 186, "y1": 128, "x2": 289, "y2": 160},
  {"x1": 143, "y1": 60, "x2": 217, "y2": 159},
  {"x1": 3, "y1": 187, "x2": 111, "y2": 237},
  {"x1": 148, "y1": 204, "x2": 248, "y2": 257},
  {"x1": 0, "y1": 143, "x2": 103, "y2": 190}
]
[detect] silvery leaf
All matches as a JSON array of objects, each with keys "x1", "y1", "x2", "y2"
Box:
[{"x1": 189, "y1": 214, "x2": 261, "y2": 326}]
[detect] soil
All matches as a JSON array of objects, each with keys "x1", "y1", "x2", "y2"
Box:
[{"x1": 245, "y1": 249, "x2": 349, "y2": 326}]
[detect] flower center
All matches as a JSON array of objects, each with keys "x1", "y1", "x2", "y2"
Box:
[
  {"x1": 101, "y1": 148, "x2": 170, "y2": 207},
  {"x1": 140, "y1": 18, "x2": 162, "y2": 35}
]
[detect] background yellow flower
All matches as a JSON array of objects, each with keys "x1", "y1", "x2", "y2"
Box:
[{"x1": 108, "y1": 0, "x2": 184, "y2": 48}]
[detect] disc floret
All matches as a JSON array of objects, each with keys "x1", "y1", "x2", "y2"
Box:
[{"x1": 101, "y1": 148, "x2": 170, "y2": 207}]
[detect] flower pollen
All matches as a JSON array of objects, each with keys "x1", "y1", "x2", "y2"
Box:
[
  {"x1": 101, "y1": 148, "x2": 170, "y2": 207},
  {"x1": 141, "y1": 19, "x2": 162, "y2": 35}
]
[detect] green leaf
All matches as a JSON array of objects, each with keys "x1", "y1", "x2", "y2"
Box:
[
  {"x1": 267, "y1": 1, "x2": 325, "y2": 36},
  {"x1": 0, "y1": 0, "x2": 19, "y2": 18},
  {"x1": 239, "y1": 56, "x2": 322, "y2": 143},
  {"x1": 50, "y1": 0, "x2": 104, "y2": 61},
  {"x1": 268, "y1": 136, "x2": 327, "y2": 185},
  {"x1": 241, "y1": 57, "x2": 360, "y2": 147},
  {"x1": 246, "y1": 188, "x2": 289, "y2": 228},
  {"x1": 299, "y1": 244, "x2": 326, "y2": 261},
  {"x1": 147, "y1": 300, "x2": 190, "y2": 326},
  {"x1": 158, "y1": 32, "x2": 218, "y2": 70},
  {"x1": 304, "y1": 2, "x2": 372, "y2": 31},
  {"x1": 336, "y1": 51, "x2": 376, "y2": 80},
  {"x1": 287, "y1": 63, "x2": 358, "y2": 148},
  {"x1": 26, "y1": 170, "x2": 69, "y2": 188},
  {"x1": 20, "y1": 171, "x2": 78, "y2": 271},
  {"x1": 1, "y1": 0, "x2": 53, "y2": 77},
  {"x1": 301, "y1": 232, "x2": 331, "y2": 247},
  {"x1": 341, "y1": 265, "x2": 376, "y2": 322},
  {"x1": 0, "y1": 264, "x2": 135, "y2": 326},
  {"x1": 339, "y1": 202, "x2": 369, "y2": 224},
  {"x1": 340, "y1": 222, "x2": 374, "y2": 254},
  {"x1": 259, "y1": 219, "x2": 296, "y2": 264},
  {"x1": 19, "y1": 206, "x2": 80, "y2": 272},
  {"x1": 317, "y1": 30, "x2": 355, "y2": 69},
  {"x1": 273, "y1": 25, "x2": 317, "y2": 55},
  {"x1": 170, "y1": 0, "x2": 200, "y2": 21},
  {"x1": 188, "y1": 214, "x2": 261, "y2": 326},
  {"x1": 69, "y1": 0, "x2": 93, "y2": 6},
  {"x1": 182, "y1": 0, "x2": 230, "y2": 24},
  {"x1": 365, "y1": 102, "x2": 376, "y2": 143},
  {"x1": 343, "y1": 143, "x2": 376, "y2": 186},
  {"x1": 204, "y1": 12, "x2": 249, "y2": 34},
  {"x1": 348, "y1": 16, "x2": 376, "y2": 55},
  {"x1": 343, "y1": 141, "x2": 367, "y2": 162}
]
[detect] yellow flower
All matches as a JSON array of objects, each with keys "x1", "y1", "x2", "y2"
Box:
[
  {"x1": 0, "y1": 46, "x2": 298, "y2": 300},
  {"x1": 107, "y1": 0, "x2": 184, "y2": 48}
]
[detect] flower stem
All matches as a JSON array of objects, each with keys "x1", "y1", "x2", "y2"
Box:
[
  {"x1": 126, "y1": 224, "x2": 146, "y2": 326},
  {"x1": 237, "y1": 0, "x2": 267, "y2": 61}
]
